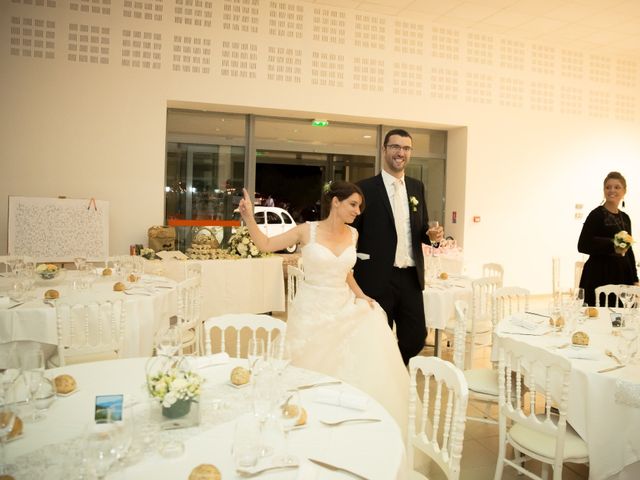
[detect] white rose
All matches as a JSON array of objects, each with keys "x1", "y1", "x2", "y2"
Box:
[{"x1": 242, "y1": 237, "x2": 250, "y2": 245}]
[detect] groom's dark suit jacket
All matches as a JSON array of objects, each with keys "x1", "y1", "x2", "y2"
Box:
[{"x1": 353, "y1": 174, "x2": 431, "y2": 297}]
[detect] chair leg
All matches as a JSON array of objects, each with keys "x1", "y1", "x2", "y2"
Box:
[{"x1": 541, "y1": 463, "x2": 550, "y2": 480}]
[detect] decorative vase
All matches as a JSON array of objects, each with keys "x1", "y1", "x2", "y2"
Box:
[{"x1": 162, "y1": 399, "x2": 191, "y2": 419}]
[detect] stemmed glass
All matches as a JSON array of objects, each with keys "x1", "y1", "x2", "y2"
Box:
[
  {"x1": 19, "y1": 347, "x2": 45, "y2": 422},
  {"x1": 248, "y1": 338, "x2": 265, "y2": 373},
  {"x1": 154, "y1": 325, "x2": 181, "y2": 357},
  {"x1": 549, "y1": 302, "x2": 563, "y2": 335},
  {"x1": 619, "y1": 287, "x2": 636, "y2": 310},
  {"x1": 74, "y1": 256, "x2": 87, "y2": 271},
  {"x1": 232, "y1": 413, "x2": 261, "y2": 469},
  {"x1": 0, "y1": 346, "x2": 20, "y2": 400},
  {"x1": 268, "y1": 337, "x2": 291, "y2": 376},
  {"x1": 33, "y1": 377, "x2": 56, "y2": 420},
  {"x1": 274, "y1": 390, "x2": 303, "y2": 465},
  {"x1": 84, "y1": 413, "x2": 118, "y2": 479}
]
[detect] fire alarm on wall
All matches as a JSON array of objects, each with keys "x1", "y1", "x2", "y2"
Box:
[{"x1": 473, "y1": 216, "x2": 481, "y2": 223}]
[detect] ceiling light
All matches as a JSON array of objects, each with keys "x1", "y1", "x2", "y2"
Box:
[{"x1": 363, "y1": 135, "x2": 372, "y2": 139}]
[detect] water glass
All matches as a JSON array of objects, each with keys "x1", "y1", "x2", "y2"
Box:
[
  {"x1": 84, "y1": 420, "x2": 118, "y2": 479},
  {"x1": 274, "y1": 390, "x2": 303, "y2": 465},
  {"x1": 0, "y1": 394, "x2": 17, "y2": 475},
  {"x1": 33, "y1": 376, "x2": 56, "y2": 420},
  {"x1": 154, "y1": 325, "x2": 181, "y2": 357},
  {"x1": 232, "y1": 414, "x2": 261, "y2": 469},
  {"x1": 269, "y1": 338, "x2": 291, "y2": 375},
  {"x1": 247, "y1": 338, "x2": 265, "y2": 372}
]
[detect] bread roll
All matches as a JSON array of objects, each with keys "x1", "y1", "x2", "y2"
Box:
[
  {"x1": 102, "y1": 267, "x2": 113, "y2": 276},
  {"x1": 549, "y1": 316, "x2": 565, "y2": 328},
  {"x1": 0, "y1": 474, "x2": 16, "y2": 480},
  {"x1": 44, "y1": 289, "x2": 60, "y2": 300},
  {"x1": 0, "y1": 412, "x2": 22, "y2": 440},
  {"x1": 586, "y1": 307, "x2": 598, "y2": 317},
  {"x1": 113, "y1": 282, "x2": 126, "y2": 292},
  {"x1": 439, "y1": 272, "x2": 448, "y2": 280},
  {"x1": 188, "y1": 464, "x2": 221, "y2": 480},
  {"x1": 230, "y1": 366, "x2": 251, "y2": 386},
  {"x1": 128, "y1": 274, "x2": 138, "y2": 283},
  {"x1": 571, "y1": 331, "x2": 589, "y2": 346},
  {"x1": 54, "y1": 374, "x2": 77, "y2": 394},
  {"x1": 283, "y1": 405, "x2": 307, "y2": 426}
]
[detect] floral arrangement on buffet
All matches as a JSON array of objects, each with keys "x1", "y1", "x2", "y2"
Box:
[
  {"x1": 185, "y1": 226, "x2": 270, "y2": 260},
  {"x1": 226, "y1": 226, "x2": 269, "y2": 259},
  {"x1": 140, "y1": 247, "x2": 156, "y2": 260}
]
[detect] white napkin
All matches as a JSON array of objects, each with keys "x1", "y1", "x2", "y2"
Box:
[
  {"x1": 192, "y1": 352, "x2": 230, "y2": 369},
  {"x1": 510, "y1": 313, "x2": 545, "y2": 330},
  {"x1": 0, "y1": 296, "x2": 10, "y2": 309},
  {"x1": 562, "y1": 347, "x2": 601, "y2": 360},
  {"x1": 314, "y1": 389, "x2": 369, "y2": 411}
]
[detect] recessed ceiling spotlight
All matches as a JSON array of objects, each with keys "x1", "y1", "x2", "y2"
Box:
[{"x1": 363, "y1": 135, "x2": 372, "y2": 139}]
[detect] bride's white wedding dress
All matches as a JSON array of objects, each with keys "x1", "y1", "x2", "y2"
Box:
[{"x1": 287, "y1": 222, "x2": 409, "y2": 434}]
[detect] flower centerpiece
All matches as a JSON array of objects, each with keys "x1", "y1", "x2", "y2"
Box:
[
  {"x1": 147, "y1": 367, "x2": 203, "y2": 419},
  {"x1": 227, "y1": 226, "x2": 269, "y2": 259},
  {"x1": 140, "y1": 247, "x2": 156, "y2": 260},
  {"x1": 613, "y1": 231, "x2": 634, "y2": 256},
  {"x1": 36, "y1": 263, "x2": 59, "y2": 280}
]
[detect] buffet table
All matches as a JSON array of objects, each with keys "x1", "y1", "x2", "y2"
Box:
[
  {"x1": 145, "y1": 257, "x2": 285, "y2": 318},
  {"x1": 0, "y1": 272, "x2": 176, "y2": 357},
  {"x1": 7, "y1": 357, "x2": 406, "y2": 479},
  {"x1": 496, "y1": 309, "x2": 640, "y2": 480}
]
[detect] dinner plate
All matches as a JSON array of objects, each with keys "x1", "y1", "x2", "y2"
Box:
[
  {"x1": 228, "y1": 381, "x2": 250, "y2": 389},
  {"x1": 56, "y1": 388, "x2": 79, "y2": 397}
]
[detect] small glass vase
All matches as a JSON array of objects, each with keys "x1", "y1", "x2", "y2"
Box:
[{"x1": 162, "y1": 399, "x2": 191, "y2": 419}]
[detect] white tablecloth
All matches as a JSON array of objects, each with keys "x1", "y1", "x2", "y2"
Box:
[
  {"x1": 145, "y1": 257, "x2": 285, "y2": 318},
  {"x1": 6, "y1": 357, "x2": 406, "y2": 480},
  {"x1": 422, "y1": 277, "x2": 472, "y2": 330},
  {"x1": 0, "y1": 272, "x2": 177, "y2": 356},
  {"x1": 496, "y1": 309, "x2": 640, "y2": 480}
]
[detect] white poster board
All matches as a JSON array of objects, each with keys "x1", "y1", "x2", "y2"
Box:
[{"x1": 8, "y1": 196, "x2": 109, "y2": 262}]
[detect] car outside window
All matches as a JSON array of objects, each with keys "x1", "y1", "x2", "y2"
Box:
[
  {"x1": 254, "y1": 212, "x2": 265, "y2": 225},
  {"x1": 266, "y1": 212, "x2": 282, "y2": 224},
  {"x1": 282, "y1": 213, "x2": 293, "y2": 224}
]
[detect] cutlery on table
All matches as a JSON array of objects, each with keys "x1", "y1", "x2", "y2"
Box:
[
  {"x1": 605, "y1": 349, "x2": 623, "y2": 365},
  {"x1": 123, "y1": 290, "x2": 152, "y2": 296},
  {"x1": 597, "y1": 364, "x2": 626, "y2": 374},
  {"x1": 8, "y1": 302, "x2": 24, "y2": 310},
  {"x1": 319, "y1": 418, "x2": 381, "y2": 426},
  {"x1": 43, "y1": 300, "x2": 55, "y2": 308},
  {"x1": 524, "y1": 311, "x2": 551, "y2": 319},
  {"x1": 308, "y1": 458, "x2": 369, "y2": 480},
  {"x1": 237, "y1": 463, "x2": 299, "y2": 477},
  {"x1": 290, "y1": 380, "x2": 341, "y2": 391}
]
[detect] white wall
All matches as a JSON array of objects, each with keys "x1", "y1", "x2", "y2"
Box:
[{"x1": 1, "y1": 0, "x2": 639, "y2": 293}]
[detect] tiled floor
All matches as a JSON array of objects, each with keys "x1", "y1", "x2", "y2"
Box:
[{"x1": 275, "y1": 288, "x2": 590, "y2": 479}]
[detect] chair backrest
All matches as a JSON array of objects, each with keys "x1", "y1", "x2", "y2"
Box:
[
  {"x1": 496, "y1": 337, "x2": 572, "y2": 471},
  {"x1": 176, "y1": 275, "x2": 201, "y2": 329},
  {"x1": 186, "y1": 262, "x2": 202, "y2": 279},
  {"x1": 492, "y1": 286, "x2": 530, "y2": 329},
  {"x1": 408, "y1": 356, "x2": 469, "y2": 480},
  {"x1": 594, "y1": 284, "x2": 624, "y2": 307},
  {"x1": 287, "y1": 265, "x2": 304, "y2": 310},
  {"x1": 55, "y1": 299, "x2": 126, "y2": 366},
  {"x1": 482, "y1": 263, "x2": 504, "y2": 287},
  {"x1": 452, "y1": 300, "x2": 468, "y2": 371},
  {"x1": 203, "y1": 314, "x2": 286, "y2": 358}
]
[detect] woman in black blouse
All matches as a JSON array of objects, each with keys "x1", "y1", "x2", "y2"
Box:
[{"x1": 578, "y1": 171, "x2": 639, "y2": 306}]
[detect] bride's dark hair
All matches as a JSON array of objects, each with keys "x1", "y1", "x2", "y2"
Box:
[{"x1": 320, "y1": 180, "x2": 365, "y2": 219}]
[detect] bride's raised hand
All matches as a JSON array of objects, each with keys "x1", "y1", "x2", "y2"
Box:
[{"x1": 238, "y1": 188, "x2": 254, "y2": 221}]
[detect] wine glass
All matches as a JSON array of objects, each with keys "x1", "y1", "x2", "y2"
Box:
[
  {"x1": 269, "y1": 337, "x2": 291, "y2": 375},
  {"x1": 154, "y1": 325, "x2": 181, "y2": 357},
  {"x1": 427, "y1": 221, "x2": 440, "y2": 246},
  {"x1": 73, "y1": 256, "x2": 87, "y2": 271},
  {"x1": 274, "y1": 390, "x2": 303, "y2": 465},
  {"x1": 0, "y1": 395, "x2": 17, "y2": 475},
  {"x1": 549, "y1": 302, "x2": 563, "y2": 335},
  {"x1": 247, "y1": 338, "x2": 265, "y2": 372},
  {"x1": 19, "y1": 347, "x2": 45, "y2": 422},
  {"x1": 0, "y1": 346, "x2": 20, "y2": 400},
  {"x1": 84, "y1": 416, "x2": 118, "y2": 479},
  {"x1": 33, "y1": 376, "x2": 56, "y2": 420}
]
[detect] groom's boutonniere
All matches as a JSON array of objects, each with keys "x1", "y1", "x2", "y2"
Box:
[{"x1": 409, "y1": 196, "x2": 419, "y2": 212}]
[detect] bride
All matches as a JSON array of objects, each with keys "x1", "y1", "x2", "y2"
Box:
[{"x1": 238, "y1": 181, "x2": 409, "y2": 434}]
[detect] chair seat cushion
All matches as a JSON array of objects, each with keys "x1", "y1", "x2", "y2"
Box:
[
  {"x1": 509, "y1": 420, "x2": 589, "y2": 461},
  {"x1": 464, "y1": 368, "x2": 498, "y2": 396}
]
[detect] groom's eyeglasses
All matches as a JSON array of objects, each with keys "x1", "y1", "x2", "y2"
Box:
[{"x1": 385, "y1": 144, "x2": 413, "y2": 153}]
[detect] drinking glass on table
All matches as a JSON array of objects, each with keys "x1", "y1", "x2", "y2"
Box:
[
  {"x1": 248, "y1": 338, "x2": 265, "y2": 372},
  {"x1": 269, "y1": 337, "x2": 291, "y2": 376},
  {"x1": 73, "y1": 256, "x2": 87, "y2": 271},
  {"x1": 274, "y1": 390, "x2": 304, "y2": 465},
  {"x1": 154, "y1": 325, "x2": 181, "y2": 357},
  {"x1": 84, "y1": 413, "x2": 118, "y2": 479},
  {"x1": 0, "y1": 392, "x2": 17, "y2": 475},
  {"x1": 19, "y1": 347, "x2": 45, "y2": 422},
  {"x1": 549, "y1": 302, "x2": 563, "y2": 335},
  {"x1": 33, "y1": 376, "x2": 56, "y2": 420},
  {"x1": 232, "y1": 414, "x2": 261, "y2": 469}
]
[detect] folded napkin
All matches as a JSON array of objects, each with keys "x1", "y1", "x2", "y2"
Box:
[
  {"x1": 191, "y1": 352, "x2": 230, "y2": 369},
  {"x1": 562, "y1": 347, "x2": 600, "y2": 360},
  {"x1": 510, "y1": 313, "x2": 545, "y2": 330},
  {"x1": 314, "y1": 389, "x2": 369, "y2": 411},
  {"x1": 0, "y1": 296, "x2": 10, "y2": 309}
]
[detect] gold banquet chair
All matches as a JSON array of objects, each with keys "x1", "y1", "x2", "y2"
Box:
[
  {"x1": 50, "y1": 299, "x2": 126, "y2": 367},
  {"x1": 494, "y1": 337, "x2": 588, "y2": 480},
  {"x1": 203, "y1": 314, "x2": 286, "y2": 358},
  {"x1": 408, "y1": 356, "x2": 469, "y2": 480}
]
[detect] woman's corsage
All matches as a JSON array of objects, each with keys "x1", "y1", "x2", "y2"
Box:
[
  {"x1": 409, "y1": 196, "x2": 419, "y2": 212},
  {"x1": 322, "y1": 181, "x2": 332, "y2": 194},
  {"x1": 613, "y1": 230, "x2": 633, "y2": 256}
]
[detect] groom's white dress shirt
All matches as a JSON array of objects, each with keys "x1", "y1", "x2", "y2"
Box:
[{"x1": 381, "y1": 169, "x2": 414, "y2": 268}]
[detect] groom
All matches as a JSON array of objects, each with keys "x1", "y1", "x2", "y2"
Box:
[{"x1": 353, "y1": 129, "x2": 442, "y2": 364}]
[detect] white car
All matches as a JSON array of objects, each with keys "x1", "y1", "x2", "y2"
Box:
[{"x1": 234, "y1": 206, "x2": 298, "y2": 253}]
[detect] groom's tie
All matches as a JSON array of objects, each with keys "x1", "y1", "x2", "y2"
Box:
[{"x1": 393, "y1": 179, "x2": 409, "y2": 268}]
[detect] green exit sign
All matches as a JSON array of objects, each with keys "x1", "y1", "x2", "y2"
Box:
[{"x1": 311, "y1": 119, "x2": 329, "y2": 127}]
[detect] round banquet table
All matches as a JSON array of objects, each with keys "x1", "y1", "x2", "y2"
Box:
[
  {"x1": 496, "y1": 308, "x2": 640, "y2": 480},
  {"x1": 0, "y1": 271, "x2": 177, "y2": 357},
  {"x1": 6, "y1": 357, "x2": 406, "y2": 479}
]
